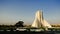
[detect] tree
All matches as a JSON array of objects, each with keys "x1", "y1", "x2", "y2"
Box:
[{"x1": 15, "y1": 21, "x2": 24, "y2": 27}]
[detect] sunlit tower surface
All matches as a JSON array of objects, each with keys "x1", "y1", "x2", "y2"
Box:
[{"x1": 31, "y1": 10, "x2": 52, "y2": 28}]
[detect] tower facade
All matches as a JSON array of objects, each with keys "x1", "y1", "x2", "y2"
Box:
[{"x1": 31, "y1": 10, "x2": 51, "y2": 28}]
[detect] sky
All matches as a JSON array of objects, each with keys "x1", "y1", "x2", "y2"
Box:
[{"x1": 0, "y1": 0, "x2": 60, "y2": 25}]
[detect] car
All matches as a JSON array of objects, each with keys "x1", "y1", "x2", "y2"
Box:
[
  {"x1": 16, "y1": 28, "x2": 27, "y2": 31},
  {"x1": 30, "y1": 29, "x2": 44, "y2": 32}
]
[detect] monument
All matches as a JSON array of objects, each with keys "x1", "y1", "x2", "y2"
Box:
[{"x1": 31, "y1": 10, "x2": 52, "y2": 28}]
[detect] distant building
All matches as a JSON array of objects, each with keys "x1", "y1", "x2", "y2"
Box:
[{"x1": 31, "y1": 10, "x2": 51, "y2": 28}]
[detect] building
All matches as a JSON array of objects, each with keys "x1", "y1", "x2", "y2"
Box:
[{"x1": 31, "y1": 10, "x2": 51, "y2": 28}]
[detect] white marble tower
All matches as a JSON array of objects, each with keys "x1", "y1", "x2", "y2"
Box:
[{"x1": 31, "y1": 10, "x2": 51, "y2": 28}]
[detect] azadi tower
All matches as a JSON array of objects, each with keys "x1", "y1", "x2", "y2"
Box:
[{"x1": 31, "y1": 10, "x2": 51, "y2": 28}]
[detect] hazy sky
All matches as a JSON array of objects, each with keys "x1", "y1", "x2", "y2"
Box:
[{"x1": 0, "y1": 0, "x2": 60, "y2": 25}]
